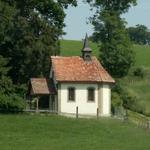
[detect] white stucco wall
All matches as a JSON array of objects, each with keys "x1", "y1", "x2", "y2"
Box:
[
  {"x1": 59, "y1": 83, "x2": 98, "y2": 115},
  {"x1": 58, "y1": 83, "x2": 111, "y2": 117},
  {"x1": 99, "y1": 84, "x2": 111, "y2": 116}
]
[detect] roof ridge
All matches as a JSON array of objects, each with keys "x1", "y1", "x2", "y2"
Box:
[
  {"x1": 31, "y1": 78, "x2": 47, "y2": 80},
  {"x1": 51, "y1": 56, "x2": 80, "y2": 58}
]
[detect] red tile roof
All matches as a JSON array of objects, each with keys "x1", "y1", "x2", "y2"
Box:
[
  {"x1": 51, "y1": 56, "x2": 115, "y2": 83},
  {"x1": 30, "y1": 78, "x2": 56, "y2": 95}
]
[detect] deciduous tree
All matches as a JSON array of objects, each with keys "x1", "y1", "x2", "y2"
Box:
[
  {"x1": 128, "y1": 24, "x2": 150, "y2": 45},
  {"x1": 87, "y1": 0, "x2": 136, "y2": 78},
  {"x1": 0, "y1": 0, "x2": 77, "y2": 84}
]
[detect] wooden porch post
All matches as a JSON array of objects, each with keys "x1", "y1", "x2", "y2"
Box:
[
  {"x1": 49, "y1": 95, "x2": 51, "y2": 112},
  {"x1": 97, "y1": 108, "x2": 99, "y2": 120},
  {"x1": 76, "y1": 106, "x2": 78, "y2": 119},
  {"x1": 29, "y1": 97, "x2": 32, "y2": 110},
  {"x1": 36, "y1": 96, "x2": 39, "y2": 113}
]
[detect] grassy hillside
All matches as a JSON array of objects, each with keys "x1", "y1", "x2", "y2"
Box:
[
  {"x1": 60, "y1": 40, "x2": 150, "y2": 114},
  {"x1": 124, "y1": 75, "x2": 150, "y2": 114},
  {"x1": 60, "y1": 40, "x2": 150, "y2": 67},
  {"x1": 0, "y1": 114, "x2": 150, "y2": 150},
  {"x1": 133, "y1": 45, "x2": 150, "y2": 67},
  {"x1": 60, "y1": 40, "x2": 99, "y2": 57}
]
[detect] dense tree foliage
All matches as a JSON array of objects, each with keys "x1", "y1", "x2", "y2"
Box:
[
  {"x1": 128, "y1": 24, "x2": 150, "y2": 45},
  {"x1": 0, "y1": 55, "x2": 13, "y2": 94},
  {"x1": 87, "y1": 0, "x2": 136, "y2": 78},
  {"x1": 0, "y1": 0, "x2": 77, "y2": 111},
  {"x1": 0, "y1": 0, "x2": 77, "y2": 84},
  {"x1": 0, "y1": 55, "x2": 25, "y2": 112}
]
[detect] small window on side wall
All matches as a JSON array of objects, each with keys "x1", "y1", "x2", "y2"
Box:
[
  {"x1": 88, "y1": 88, "x2": 95, "y2": 102},
  {"x1": 68, "y1": 87, "x2": 75, "y2": 101}
]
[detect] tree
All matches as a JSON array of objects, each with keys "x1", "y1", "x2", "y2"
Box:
[
  {"x1": 0, "y1": 55, "x2": 27, "y2": 111},
  {"x1": 0, "y1": 0, "x2": 77, "y2": 84},
  {"x1": 0, "y1": 55, "x2": 14, "y2": 94},
  {"x1": 87, "y1": 0, "x2": 136, "y2": 78},
  {"x1": 128, "y1": 24, "x2": 150, "y2": 45}
]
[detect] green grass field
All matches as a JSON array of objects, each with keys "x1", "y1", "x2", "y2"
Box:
[
  {"x1": 60, "y1": 40, "x2": 99, "y2": 57},
  {"x1": 1, "y1": 40, "x2": 150, "y2": 150},
  {"x1": 124, "y1": 75, "x2": 150, "y2": 114},
  {"x1": 60, "y1": 40, "x2": 150, "y2": 114},
  {"x1": 133, "y1": 45, "x2": 150, "y2": 67},
  {"x1": 0, "y1": 114, "x2": 150, "y2": 150},
  {"x1": 60, "y1": 40, "x2": 150, "y2": 67}
]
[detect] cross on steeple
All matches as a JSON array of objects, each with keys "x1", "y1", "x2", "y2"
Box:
[{"x1": 82, "y1": 33, "x2": 92, "y2": 61}]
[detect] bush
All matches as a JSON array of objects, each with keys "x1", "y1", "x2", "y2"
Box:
[
  {"x1": 14, "y1": 84, "x2": 27, "y2": 97},
  {"x1": 112, "y1": 81, "x2": 145, "y2": 115},
  {"x1": 111, "y1": 92, "x2": 122, "y2": 114},
  {"x1": 133, "y1": 67, "x2": 145, "y2": 78},
  {"x1": 0, "y1": 93, "x2": 25, "y2": 112}
]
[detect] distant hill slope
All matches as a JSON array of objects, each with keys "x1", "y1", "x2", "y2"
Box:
[
  {"x1": 60, "y1": 40, "x2": 150, "y2": 67},
  {"x1": 60, "y1": 40, "x2": 99, "y2": 57},
  {"x1": 60, "y1": 39, "x2": 150, "y2": 115},
  {"x1": 133, "y1": 45, "x2": 150, "y2": 67}
]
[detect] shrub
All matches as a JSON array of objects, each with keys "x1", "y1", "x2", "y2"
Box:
[
  {"x1": 124, "y1": 92, "x2": 146, "y2": 115},
  {"x1": 14, "y1": 84, "x2": 27, "y2": 97},
  {"x1": 111, "y1": 92, "x2": 123, "y2": 115},
  {"x1": 0, "y1": 93, "x2": 25, "y2": 112},
  {"x1": 112, "y1": 81, "x2": 145, "y2": 115},
  {"x1": 133, "y1": 67, "x2": 145, "y2": 78}
]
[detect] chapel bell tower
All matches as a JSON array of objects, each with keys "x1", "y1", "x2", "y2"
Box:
[{"x1": 82, "y1": 33, "x2": 92, "y2": 61}]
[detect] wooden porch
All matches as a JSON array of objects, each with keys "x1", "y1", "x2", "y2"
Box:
[{"x1": 27, "y1": 78, "x2": 57, "y2": 113}]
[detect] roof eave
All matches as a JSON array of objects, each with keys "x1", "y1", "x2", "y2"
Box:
[{"x1": 56, "y1": 80, "x2": 115, "y2": 84}]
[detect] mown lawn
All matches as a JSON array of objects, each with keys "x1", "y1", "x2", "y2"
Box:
[{"x1": 0, "y1": 114, "x2": 150, "y2": 150}]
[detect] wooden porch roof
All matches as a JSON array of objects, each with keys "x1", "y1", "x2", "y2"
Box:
[{"x1": 29, "y1": 78, "x2": 56, "y2": 95}]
